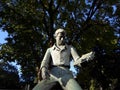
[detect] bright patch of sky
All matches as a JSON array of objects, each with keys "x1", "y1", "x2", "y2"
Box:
[
  {"x1": 0, "y1": 29, "x2": 8, "y2": 44},
  {"x1": 112, "y1": 5, "x2": 117, "y2": 14},
  {"x1": 70, "y1": 60, "x2": 78, "y2": 78},
  {"x1": 9, "y1": 61, "x2": 22, "y2": 78}
]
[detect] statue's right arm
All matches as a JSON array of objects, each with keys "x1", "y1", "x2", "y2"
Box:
[
  {"x1": 40, "y1": 48, "x2": 51, "y2": 79},
  {"x1": 40, "y1": 48, "x2": 51, "y2": 69}
]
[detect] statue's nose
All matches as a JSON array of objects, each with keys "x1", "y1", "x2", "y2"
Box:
[{"x1": 61, "y1": 37, "x2": 64, "y2": 41}]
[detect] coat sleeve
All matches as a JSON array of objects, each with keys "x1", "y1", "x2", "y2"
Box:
[
  {"x1": 70, "y1": 46, "x2": 82, "y2": 66},
  {"x1": 40, "y1": 48, "x2": 51, "y2": 69}
]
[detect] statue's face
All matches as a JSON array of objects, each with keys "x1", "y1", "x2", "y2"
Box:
[{"x1": 55, "y1": 32, "x2": 65, "y2": 45}]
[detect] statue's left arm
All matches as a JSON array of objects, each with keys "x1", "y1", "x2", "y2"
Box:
[{"x1": 70, "y1": 46, "x2": 95, "y2": 66}]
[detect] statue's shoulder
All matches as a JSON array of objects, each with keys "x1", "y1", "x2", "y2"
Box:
[
  {"x1": 65, "y1": 44, "x2": 75, "y2": 51},
  {"x1": 49, "y1": 44, "x2": 55, "y2": 50},
  {"x1": 66, "y1": 44, "x2": 74, "y2": 49},
  {"x1": 48, "y1": 45, "x2": 56, "y2": 53}
]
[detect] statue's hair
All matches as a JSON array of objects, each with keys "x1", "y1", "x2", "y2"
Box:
[{"x1": 54, "y1": 28, "x2": 66, "y2": 38}]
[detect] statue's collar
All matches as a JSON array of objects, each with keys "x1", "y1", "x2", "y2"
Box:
[{"x1": 52, "y1": 44, "x2": 68, "y2": 51}]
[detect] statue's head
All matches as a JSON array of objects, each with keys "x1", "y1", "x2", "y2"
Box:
[
  {"x1": 54, "y1": 28, "x2": 66, "y2": 38},
  {"x1": 54, "y1": 28, "x2": 66, "y2": 45}
]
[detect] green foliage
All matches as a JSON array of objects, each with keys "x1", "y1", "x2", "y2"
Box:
[
  {"x1": 0, "y1": 0, "x2": 120, "y2": 89},
  {"x1": 0, "y1": 61, "x2": 20, "y2": 88}
]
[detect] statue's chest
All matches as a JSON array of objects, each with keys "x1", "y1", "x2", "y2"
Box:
[{"x1": 50, "y1": 48, "x2": 71, "y2": 62}]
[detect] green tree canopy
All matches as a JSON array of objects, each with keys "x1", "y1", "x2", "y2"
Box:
[{"x1": 0, "y1": 0, "x2": 119, "y2": 89}]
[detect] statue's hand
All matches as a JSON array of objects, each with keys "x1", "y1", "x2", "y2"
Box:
[
  {"x1": 73, "y1": 51, "x2": 95, "y2": 67},
  {"x1": 79, "y1": 51, "x2": 95, "y2": 63},
  {"x1": 41, "y1": 67, "x2": 50, "y2": 80}
]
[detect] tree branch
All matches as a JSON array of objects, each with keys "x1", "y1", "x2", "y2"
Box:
[
  {"x1": 78, "y1": 0, "x2": 105, "y2": 37},
  {"x1": 54, "y1": 0, "x2": 62, "y2": 13}
]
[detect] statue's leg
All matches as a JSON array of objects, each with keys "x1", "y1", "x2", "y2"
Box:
[
  {"x1": 65, "y1": 78, "x2": 83, "y2": 90},
  {"x1": 32, "y1": 77, "x2": 58, "y2": 90}
]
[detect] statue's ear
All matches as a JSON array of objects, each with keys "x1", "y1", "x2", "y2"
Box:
[{"x1": 53, "y1": 33, "x2": 55, "y2": 38}]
